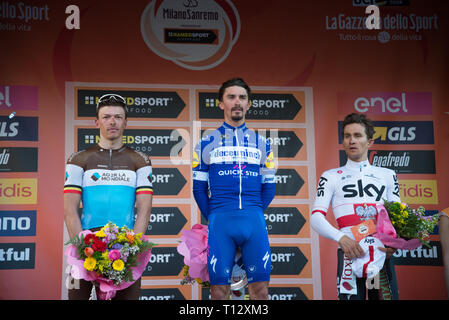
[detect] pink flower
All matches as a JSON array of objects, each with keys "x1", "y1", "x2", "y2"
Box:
[
  {"x1": 108, "y1": 249, "x2": 121, "y2": 261},
  {"x1": 376, "y1": 204, "x2": 421, "y2": 250},
  {"x1": 177, "y1": 224, "x2": 209, "y2": 282}
]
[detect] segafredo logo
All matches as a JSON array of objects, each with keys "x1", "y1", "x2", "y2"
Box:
[{"x1": 141, "y1": 0, "x2": 240, "y2": 70}]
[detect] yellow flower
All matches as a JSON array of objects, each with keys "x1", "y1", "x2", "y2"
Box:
[
  {"x1": 84, "y1": 257, "x2": 96, "y2": 271},
  {"x1": 96, "y1": 229, "x2": 106, "y2": 238},
  {"x1": 195, "y1": 278, "x2": 203, "y2": 285},
  {"x1": 183, "y1": 265, "x2": 189, "y2": 277},
  {"x1": 400, "y1": 203, "x2": 406, "y2": 210},
  {"x1": 101, "y1": 250, "x2": 111, "y2": 262},
  {"x1": 112, "y1": 259, "x2": 125, "y2": 271},
  {"x1": 117, "y1": 233, "x2": 127, "y2": 243},
  {"x1": 135, "y1": 233, "x2": 143, "y2": 245}
]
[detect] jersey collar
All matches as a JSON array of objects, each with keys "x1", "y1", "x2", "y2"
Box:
[
  {"x1": 221, "y1": 122, "x2": 247, "y2": 131},
  {"x1": 97, "y1": 144, "x2": 126, "y2": 152},
  {"x1": 345, "y1": 158, "x2": 371, "y2": 172}
]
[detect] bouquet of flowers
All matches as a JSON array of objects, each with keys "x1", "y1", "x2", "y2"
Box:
[
  {"x1": 177, "y1": 224, "x2": 248, "y2": 298},
  {"x1": 181, "y1": 265, "x2": 209, "y2": 287},
  {"x1": 65, "y1": 222, "x2": 155, "y2": 299},
  {"x1": 376, "y1": 200, "x2": 439, "y2": 249},
  {"x1": 177, "y1": 224, "x2": 210, "y2": 287}
]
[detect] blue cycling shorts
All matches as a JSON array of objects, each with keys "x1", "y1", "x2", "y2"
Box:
[{"x1": 207, "y1": 207, "x2": 271, "y2": 285}]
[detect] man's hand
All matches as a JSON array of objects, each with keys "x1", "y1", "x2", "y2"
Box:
[
  {"x1": 378, "y1": 246, "x2": 396, "y2": 259},
  {"x1": 338, "y1": 235, "x2": 365, "y2": 259},
  {"x1": 64, "y1": 192, "x2": 83, "y2": 239}
]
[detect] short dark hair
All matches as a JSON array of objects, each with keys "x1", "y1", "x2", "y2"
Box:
[
  {"x1": 341, "y1": 113, "x2": 375, "y2": 139},
  {"x1": 96, "y1": 94, "x2": 128, "y2": 119},
  {"x1": 218, "y1": 77, "x2": 251, "y2": 102}
]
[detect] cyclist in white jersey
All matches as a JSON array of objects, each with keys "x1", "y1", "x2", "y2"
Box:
[{"x1": 311, "y1": 113, "x2": 400, "y2": 300}]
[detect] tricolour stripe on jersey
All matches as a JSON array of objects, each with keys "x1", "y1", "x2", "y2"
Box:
[
  {"x1": 64, "y1": 185, "x2": 82, "y2": 194},
  {"x1": 136, "y1": 187, "x2": 153, "y2": 195}
]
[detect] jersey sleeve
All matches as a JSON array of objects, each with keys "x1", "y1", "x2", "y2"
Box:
[
  {"x1": 310, "y1": 170, "x2": 345, "y2": 242},
  {"x1": 134, "y1": 151, "x2": 154, "y2": 195},
  {"x1": 64, "y1": 152, "x2": 84, "y2": 195},
  {"x1": 385, "y1": 169, "x2": 401, "y2": 202},
  {"x1": 311, "y1": 171, "x2": 334, "y2": 216},
  {"x1": 260, "y1": 137, "x2": 275, "y2": 210},
  {"x1": 192, "y1": 138, "x2": 210, "y2": 219}
]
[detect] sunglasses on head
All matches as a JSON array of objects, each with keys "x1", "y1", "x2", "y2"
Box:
[{"x1": 96, "y1": 94, "x2": 127, "y2": 110}]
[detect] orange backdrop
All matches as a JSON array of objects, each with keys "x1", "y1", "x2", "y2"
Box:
[{"x1": 0, "y1": 0, "x2": 448, "y2": 299}]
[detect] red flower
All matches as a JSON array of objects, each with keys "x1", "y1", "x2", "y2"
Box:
[
  {"x1": 84, "y1": 234, "x2": 97, "y2": 245},
  {"x1": 92, "y1": 239, "x2": 107, "y2": 252}
]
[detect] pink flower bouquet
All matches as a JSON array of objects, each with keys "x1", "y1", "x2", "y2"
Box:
[
  {"x1": 376, "y1": 201, "x2": 439, "y2": 250},
  {"x1": 65, "y1": 222, "x2": 155, "y2": 299},
  {"x1": 177, "y1": 224, "x2": 209, "y2": 286}
]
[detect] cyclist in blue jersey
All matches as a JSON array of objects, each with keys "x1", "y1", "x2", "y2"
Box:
[
  {"x1": 64, "y1": 94, "x2": 153, "y2": 300},
  {"x1": 193, "y1": 78, "x2": 276, "y2": 300}
]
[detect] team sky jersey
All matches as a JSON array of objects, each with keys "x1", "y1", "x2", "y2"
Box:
[
  {"x1": 311, "y1": 159, "x2": 400, "y2": 242},
  {"x1": 192, "y1": 122, "x2": 275, "y2": 285},
  {"x1": 64, "y1": 145, "x2": 153, "y2": 230},
  {"x1": 192, "y1": 122, "x2": 276, "y2": 218}
]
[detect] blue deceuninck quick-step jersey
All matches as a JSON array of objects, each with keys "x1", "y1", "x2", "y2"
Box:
[
  {"x1": 192, "y1": 122, "x2": 276, "y2": 218},
  {"x1": 192, "y1": 122, "x2": 276, "y2": 285}
]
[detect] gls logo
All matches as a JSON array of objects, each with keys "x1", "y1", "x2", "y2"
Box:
[
  {"x1": 342, "y1": 180, "x2": 385, "y2": 201},
  {"x1": 0, "y1": 116, "x2": 38, "y2": 141},
  {"x1": 338, "y1": 121, "x2": 434, "y2": 145},
  {"x1": 374, "y1": 126, "x2": 416, "y2": 142},
  {"x1": 0, "y1": 122, "x2": 18, "y2": 137}
]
